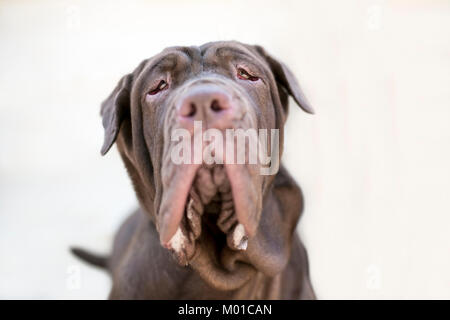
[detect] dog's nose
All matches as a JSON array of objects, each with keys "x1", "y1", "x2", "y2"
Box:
[{"x1": 177, "y1": 86, "x2": 234, "y2": 129}]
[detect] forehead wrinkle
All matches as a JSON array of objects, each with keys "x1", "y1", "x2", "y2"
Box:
[
  {"x1": 144, "y1": 49, "x2": 193, "y2": 76},
  {"x1": 215, "y1": 46, "x2": 253, "y2": 59},
  {"x1": 139, "y1": 51, "x2": 191, "y2": 82},
  {"x1": 201, "y1": 45, "x2": 264, "y2": 69},
  {"x1": 149, "y1": 54, "x2": 179, "y2": 73}
]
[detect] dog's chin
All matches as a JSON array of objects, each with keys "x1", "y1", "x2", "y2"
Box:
[{"x1": 158, "y1": 163, "x2": 261, "y2": 267}]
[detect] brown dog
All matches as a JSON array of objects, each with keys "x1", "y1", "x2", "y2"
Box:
[{"x1": 72, "y1": 41, "x2": 316, "y2": 299}]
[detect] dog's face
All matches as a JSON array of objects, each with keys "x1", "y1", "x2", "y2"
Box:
[{"x1": 101, "y1": 41, "x2": 313, "y2": 289}]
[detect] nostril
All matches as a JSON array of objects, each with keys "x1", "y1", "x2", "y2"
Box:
[
  {"x1": 210, "y1": 99, "x2": 222, "y2": 112},
  {"x1": 185, "y1": 103, "x2": 196, "y2": 117}
]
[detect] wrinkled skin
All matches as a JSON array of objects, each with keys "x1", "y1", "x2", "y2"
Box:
[{"x1": 74, "y1": 41, "x2": 316, "y2": 299}]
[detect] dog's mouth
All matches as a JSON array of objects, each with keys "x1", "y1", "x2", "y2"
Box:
[{"x1": 158, "y1": 162, "x2": 262, "y2": 266}]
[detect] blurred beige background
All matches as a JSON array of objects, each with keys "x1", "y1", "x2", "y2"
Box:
[{"x1": 1, "y1": 0, "x2": 449, "y2": 299}]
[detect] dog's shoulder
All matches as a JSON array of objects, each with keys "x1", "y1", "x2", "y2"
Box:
[{"x1": 108, "y1": 208, "x2": 192, "y2": 299}]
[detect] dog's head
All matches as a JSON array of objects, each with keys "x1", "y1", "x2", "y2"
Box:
[{"x1": 101, "y1": 41, "x2": 313, "y2": 290}]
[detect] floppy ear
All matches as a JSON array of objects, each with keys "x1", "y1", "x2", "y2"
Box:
[
  {"x1": 100, "y1": 74, "x2": 133, "y2": 155},
  {"x1": 254, "y1": 45, "x2": 314, "y2": 114}
]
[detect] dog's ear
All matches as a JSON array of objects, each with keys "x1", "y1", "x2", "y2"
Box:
[
  {"x1": 100, "y1": 73, "x2": 133, "y2": 155},
  {"x1": 254, "y1": 45, "x2": 314, "y2": 114}
]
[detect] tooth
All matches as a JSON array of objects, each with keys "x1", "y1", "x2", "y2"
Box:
[
  {"x1": 236, "y1": 237, "x2": 248, "y2": 251},
  {"x1": 186, "y1": 198, "x2": 195, "y2": 219},
  {"x1": 227, "y1": 223, "x2": 248, "y2": 251},
  {"x1": 167, "y1": 227, "x2": 186, "y2": 253},
  {"x1": 186, "y1": 196, "x2": 202, "y2": 239}
]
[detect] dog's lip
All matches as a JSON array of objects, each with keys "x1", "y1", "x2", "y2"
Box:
[
  {"x1": 159, "y1": 163, "x2": 256, "y2": 246},
  {"x1": 224, "y1": 164, "x2": 258, "y2": 237},
  {"x1": 158, "y1": 163, "x2": 200, "y2": 246}
]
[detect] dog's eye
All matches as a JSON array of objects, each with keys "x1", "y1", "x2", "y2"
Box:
[
  {"x1": 148, "y1": 80, "x2": 168, "y2": 95},
  {"x1": 237, "y1": 68, "x2": 259, "y2": 81}
]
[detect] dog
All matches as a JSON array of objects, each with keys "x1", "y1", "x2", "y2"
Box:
[{"x1": 72, "y1": 41, "x2": 316, "y2": 299}]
